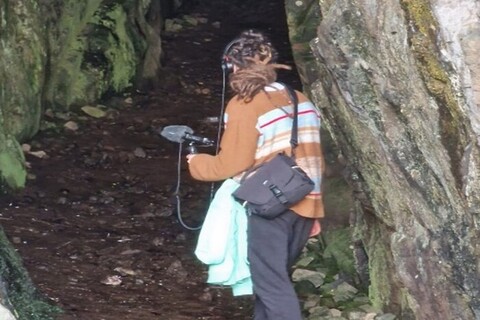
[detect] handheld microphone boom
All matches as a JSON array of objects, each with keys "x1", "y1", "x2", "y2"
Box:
[{"x1": 160, "y1": 125, "x2": 215, "y2": 146}]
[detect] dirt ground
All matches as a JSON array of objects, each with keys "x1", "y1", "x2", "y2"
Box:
[{"x1": 0, "y1": 1, "x2": 347, "y2": 319}]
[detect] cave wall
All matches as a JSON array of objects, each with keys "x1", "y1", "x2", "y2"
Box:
[
  {"x1": 285, "y1": 0, "x2": 480, "y2": 318},
  {"x1": 0, "y1": 0, "x2": 185, "y2": 317},
  {"x1": 0, "y1": 0, "x2": 181, "y2": 191}
]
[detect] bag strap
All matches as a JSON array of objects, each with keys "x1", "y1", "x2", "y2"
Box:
[
  {"x1": 278, "y1": 82, "x2": 299, "y2": 158},
  {"x1": 238, "y1": 83, "x2": 299, "y2": 183}
]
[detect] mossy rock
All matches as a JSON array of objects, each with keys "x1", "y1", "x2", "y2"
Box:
[{"x1": 0, "y1": 228, "x2": 61, "y2": 319}]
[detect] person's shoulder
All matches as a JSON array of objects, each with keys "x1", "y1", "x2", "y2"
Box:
[
  {"x1": 225, "y1": 96, "x2": 258, "y2": 118},
  {"x1": 226, "y1": 95, "x2": 246, "y2": 110}
]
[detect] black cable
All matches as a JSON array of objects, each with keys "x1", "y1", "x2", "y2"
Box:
[
  {"x1": 208, "y1": 67, "x2": 229, "y2": 200},
  {"x1": 174, "y1": 68, "x2": 229, "y2": 231},
  {"x1": 174, "y1": 142, "x2": 202, "y2": 231},
  {"x1": 216, "y1": 68, "x2": 228, "y2": 154}
]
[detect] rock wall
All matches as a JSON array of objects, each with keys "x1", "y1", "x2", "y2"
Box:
[
  {"x1": 285, "y1": 0, "x2": 480, "y2": 318},
  {"x1": 42, "y1": 0, "x2": 154, "y2": 109},
  {"x1": 0, "y1": 0, "x2": 179, "y2": 191},
  {"x1": 0, "y1": 227, "x2": 60, "y2": 319},
  {"x1": 0, "y1": 1, "x2": 43, "y2": 191},
  {"x1": 0, "y1": 0, "x2": 185, "y2": 317}
]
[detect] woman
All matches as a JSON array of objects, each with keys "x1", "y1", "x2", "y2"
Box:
[{"x1": 187, "y1": 29, "x2": 324, "y2": 320}]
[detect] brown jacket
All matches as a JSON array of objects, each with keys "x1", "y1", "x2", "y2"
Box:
[{"x1": 188, "y1": 85, "x2": 325, "y2": 218}]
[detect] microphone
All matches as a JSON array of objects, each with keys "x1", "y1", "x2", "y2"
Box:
[
  {"x1": 159, "y1": 125, "x2": 215, "y2": 145},
  {"x1": 184, "y1": 133, "x2": 215, "y2": 145}
]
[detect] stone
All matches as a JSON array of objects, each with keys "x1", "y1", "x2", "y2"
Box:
[
  {"x1": 292, "y1": 268, "x2": 326, "y2": 287},
  {"x1": 0, "y1": 304, "x2": 16, "y2": 320}
]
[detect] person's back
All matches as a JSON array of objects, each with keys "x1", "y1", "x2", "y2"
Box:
[
  {"x1": 226, "y1": 84, "x2": 324, "y2": 218},
  {"x1": 187, "y1": 29, "x2": 325, "y2": 320}
]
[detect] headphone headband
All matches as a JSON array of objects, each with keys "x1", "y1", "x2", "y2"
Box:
[{"x1": 221, "y1": 38, "x2": 240, "y2": 73}]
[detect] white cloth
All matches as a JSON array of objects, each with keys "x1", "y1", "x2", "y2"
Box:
[{"x1": 195, "y1": 179, "x2": 252, "y2": 296}]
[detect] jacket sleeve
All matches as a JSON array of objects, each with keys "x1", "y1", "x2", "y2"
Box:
[{"x1": 188, "y1": 99, "x2": 259, "y2": 181}]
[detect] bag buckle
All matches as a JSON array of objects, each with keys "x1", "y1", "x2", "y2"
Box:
[{"x1": 267, "y1": 183, "x2": 289, "y2": 205}]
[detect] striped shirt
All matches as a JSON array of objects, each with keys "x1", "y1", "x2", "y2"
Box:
[{"x1": 188, "y1": 83, "x2": 324, "y2": 218}]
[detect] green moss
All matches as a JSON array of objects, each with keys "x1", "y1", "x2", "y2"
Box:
[
  {"x1": 0, "y1": 0, "x2": 45, "y2": 141},
  {"x1": 322, "y1": 228, "x2": 356, "y2": 277},
  {"x1": 399, "y1": 288, "x2": 416, "y2": 319},
  {"x1": 366, "y1": 227, "x2": 392, "y2": 309},
  {"x1": 401, "y1": 0, "x2": 437, "y2": 37},
  {"x1": 95, "y1": 4, "x2": 136, "y2": 91},
  {"x1": 0, "y1": 138, "x2": 26, "y2": 191},
  {"x1": 400, "y1": 0, "x2": 466, "y2": 188},
  {"x1": 46, "y1": 0, "x2": 103, "y2": 108},
  {"x1": 0, "y1": 228, "x2": 61, "y2": 319},
  {"x1": 45, "y1": 1, "x2": 139, "y2": 108}
]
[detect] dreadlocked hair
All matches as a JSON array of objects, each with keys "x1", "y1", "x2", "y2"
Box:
[{"x1": 225, "y1": 30, "x2": 291, "y2": 102}]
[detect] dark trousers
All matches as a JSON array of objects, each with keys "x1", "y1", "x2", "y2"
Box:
[{"x1": 247, "y1": 210, "x2": 314, "y2": 320}]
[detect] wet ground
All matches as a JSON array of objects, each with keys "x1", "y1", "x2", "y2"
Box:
[{"x1": 0, "y1": 1, "x2": 347, "y2": 319}]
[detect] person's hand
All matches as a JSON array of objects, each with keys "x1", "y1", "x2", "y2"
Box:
[{"x1": 186, "y1": 154, "x2": 197, "y2": 163}]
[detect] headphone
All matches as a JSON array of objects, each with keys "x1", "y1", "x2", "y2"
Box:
[{"x1": 221, "y1": 38, "x2": 240, "y2": 74}]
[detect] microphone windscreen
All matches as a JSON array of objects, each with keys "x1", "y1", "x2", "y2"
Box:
[{"x1": 160, "y1": 125, "x2": 193, "y2": 143}]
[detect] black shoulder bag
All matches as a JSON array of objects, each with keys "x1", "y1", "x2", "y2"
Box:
[{"x1": 232, "y1": 85, "x2": 314, "y2": 219}]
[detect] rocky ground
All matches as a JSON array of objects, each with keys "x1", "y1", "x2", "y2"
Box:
[{"x1": 0, "y1": 1, "x2": 363, "y2": 319}]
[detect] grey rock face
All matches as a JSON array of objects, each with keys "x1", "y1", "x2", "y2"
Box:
[{"x1": 286, "y1": 0, "x2": 480, "y2": 318}]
